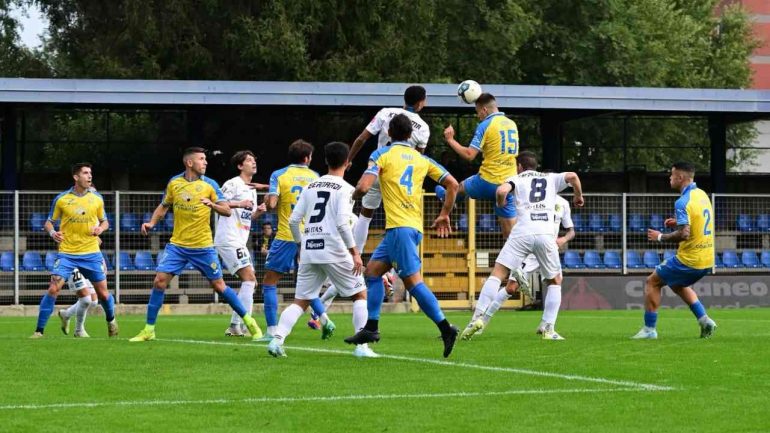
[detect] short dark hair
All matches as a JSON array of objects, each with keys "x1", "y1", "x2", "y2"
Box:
[
  {"x1": 262, "y1": 221, "x2": 273, "y2": 228},
  {"x1": 475, "y1": 93, "x2": 496, "y2": 106},
  {"x1": 518, "y1": 151, "x2": 538, "y2": 170},
  {"x1": 287, "y1": 139, "x2": 314, "y2": 164},
  {"x1": 404, "y1": 85, "x2": 427, "y2": 107},
  {"x1": 231, "y1": 150, "x2": 255, "y2": 169},
  {"x1": 71, "y1": 162, "x2": 92, "y2": 175},
  {"x1": 324, "y1": 141, "x2": 349, "y2": 169},
  {"x1": 672, "y1": 161, "x2": 695, "y2": 175},
  {"x1": 388, "y1": 114, "x2": 413, "y2": 141},
  {"x1": 183, "y1": 147, "x2": 206, "y2": 158}
]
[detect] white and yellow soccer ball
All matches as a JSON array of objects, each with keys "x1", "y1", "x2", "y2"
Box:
[{"x1": 457, "y1": 80, "x2": 482, "y2": 104}]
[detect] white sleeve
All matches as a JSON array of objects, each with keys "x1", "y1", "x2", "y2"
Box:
[
  {"x1": 365, "y1": 109, "x2": 386, "y2": 135},
  {"x1": 288, "y1": 192, "x2": 309, "y2": 243},
  {"x1": 414, "y1": 120, "x2": 430, "y2": 149},
  {"x1": 220, "y1": 180, "x2": 237, "y2": 200},
  {"x1": 335, "y1": 188, "x2": 356, "y2": 249},
  {"x1": 560, "y1": 200, "x2": 574, "y2": 229},
  {"x1": 552, "y1": 173, "x2": 569, "y2": 192}
]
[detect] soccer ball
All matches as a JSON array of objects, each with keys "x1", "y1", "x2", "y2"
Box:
[{"x1": 457, "y1": 80, "x2": 482, "y2": 104}]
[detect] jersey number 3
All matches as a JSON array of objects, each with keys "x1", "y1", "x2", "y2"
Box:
[{"x1": 309, "y1": 191, "x2": 330, "y2": 223}]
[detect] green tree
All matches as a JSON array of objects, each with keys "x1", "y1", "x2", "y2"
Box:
[{"x1": 0, "y1": 0, "x2": 49, "y2": 76}]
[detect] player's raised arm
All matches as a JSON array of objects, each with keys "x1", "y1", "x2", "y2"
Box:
[
  {"x1": 348, "y1": 129, "x2": 374, "y2": 167},
  {"x1": 354, "y1": 151, "x2": 382, "y2": 200},
  {"x1": 443, "y1": 124, "x2": 480, "y2": 162},
  {"x1": 564, "y1": 172, "x2": 584, "y2": 207}
]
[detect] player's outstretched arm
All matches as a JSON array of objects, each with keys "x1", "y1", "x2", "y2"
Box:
[
  {"x1": 204, "y1": 199, "x2": 232, "y2": 217},
  {"x1": 141, "y1": 203, "x2": 170, "y2": 236},
  {"x1": 443, "y1": 125, "x2": 479, "y2": 162},
  {"x1": 431, "y1": 175, "x2": 458, "y2": 237},
  {"x1": 648, "y1": 224, "x2": 690, "y2": 243},
  {"x1": 564, "y1": 172, "x2": 584, "y2": 207},
  {"x1": 496, "y1": 182, "x2": 514, "y2": 208},
  {"x1": 353, "y1": 173, "x2": 377, "y2": 200},
  {"x1": 348, "y1": 129, "x2": 374, "y2": 169}
]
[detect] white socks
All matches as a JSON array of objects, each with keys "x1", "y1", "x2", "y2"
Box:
[
  {"x1": 230, "y1": 281, "x2": 256, "y2": 326},
  {"x1": 542, "y1": 285, "x2": 562, "y2": 325},
  {"x1": 321, "y1": 284, "x2": 338, "y2": 309},
  {"x1": 473, "y1": 277, "x2": 501, "y2": 320},
  {"x1": 75, "y1": 295, "x2": 91, "y2": 332},
  {"x1": 274, "y1": 304, "x2": 303, "y2": 343},
  {"x1": 484, "y1": 288, "x2": 512, "y2": 323},
  {"x1": 353, "y1": 215, "x2": 372, "y2": 254},
  {"x1": 352, "y1": 299, "x2": 367, "y2": 332}
]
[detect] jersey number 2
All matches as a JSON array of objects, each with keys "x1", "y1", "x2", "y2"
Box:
[
  {"x1": 309, "y1": 191, "x2": 330, "y2": 223},
  {"x1": 702, "y1": 209, "x2": 712, "y2": 235},
  {"x1": 400, "y1": 165, "x2": 414, "y2": 195}
]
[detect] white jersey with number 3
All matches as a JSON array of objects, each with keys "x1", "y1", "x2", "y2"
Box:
[
  {"x1": 289, "y1": 175, "x2": 356, "y2": 264},
  {"x1": 507, "y1": 171, "x2": 570, "y2": 239},
  {"x1": 214, "y1": 176, "x2": 258, "y2": 247},
  {"x1": 366, "y1": 107, "x2": 430, "y2": 150}
]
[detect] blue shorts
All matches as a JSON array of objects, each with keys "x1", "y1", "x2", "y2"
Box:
[
  {"x1": 265, "y1": 240, "x2": 298, "y2": 274},
  {"x1": 463, "y1": 174, "x2": 516, "y2": 218},
  {"x1": 157, "y1": 244, "x2": 223, "y2": 281},
  {"x1": 53, "y1": 252, "x2": 106, "y2": 284},
  {"x1": 370, "y1": 227, "x2": 423, "y2": 279},
  {"x1": 655, "y1": 256, "x2": 710, "y2": 288}
]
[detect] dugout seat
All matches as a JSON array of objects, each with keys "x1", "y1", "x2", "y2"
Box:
[
  {"x1": 643, "y1": 250, "x2": 660, "y2": 268},
  {"x1": 164, "y1": 212, "x2": 174, "y2": 231},
  {"x1": 741, "y1": 251, "x2": 761, "y2": 268},
  {"x1": 626, "y1": 251, "x2": 644, "y2": 269},
  {"x1": 22, "y1": 251, "x2": 45, "y2": 271},
  {"x1": 478, "y1": 214, "x2": 496, "y2": 232},
  {"x1": 118, "y1": 252, "x2": 135, "y2": 271},
  {"x1": 721, "y1": 250, "x2": 740, "y2": 268},
  {"x1": 563, "y1": 250, "x2": 585, "y2": 269},
  {"x1": 649, "y1": 214, "x2": 664, "y2": 230},
  {"x1": 0, "y1": 252, "x2": 15, "y2": 271},
  {"x1": 761, "y1": 251, "x2": 770, "y2": 268},
  {"x1": 608, "y1": 214, "x2": 622, "y2": 232},
  {"x1": 104, "y1": 212, "x2": 115, "y2": 231},
  {"x1": 583, "y1": 250, "x2": 604, "y2": 268},
  {"x1": 571, "y1": 214, "x2": 588, "y2": 232},
  {"x1": 603, "y1": 251, "x2": 621, "y2": 269},
  {"x1": 120, "y1": 213, "x2": 139, "y2": 232},
  {"x1": 737, "y1": 214, "x2": 754, "y2": 232},
  {"x1": 628, "y1": 214, "x2": 645, "y2": 232},
  {"x1": 458, "y1": 214, "x2": 468, "y2": 232},
  {"x1": 29, "y1": 212, "x2": 47, "y2": 232},
  {"x1": 588, "y1": 214, "x2": 607, "y2": 232},
  {"x1": 102, "y1": 252, "x2": 114, "y2": 271},
  {"x1": 756, "y1": 214, "x2": 770, "y2": 232},
  {"x1": 715, "y1": 253, "x2": 723, "y2": 268},
  {"x1": 134, "y1": 251, "x2": 155, "y2": 271}
]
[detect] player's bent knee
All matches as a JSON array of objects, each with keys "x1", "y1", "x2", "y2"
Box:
[
  {"x1": 360, "y1": 207, "x2": 375, "y2": 218},
  {"x1": 210, "y1": 279, "x2": 226, "y2": 292},
  {"x1": 153, "y1": 274, "x2": 170, "y2": 290}
]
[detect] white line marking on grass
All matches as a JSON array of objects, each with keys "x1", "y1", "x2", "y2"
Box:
[
  {"x1": 0, "y1": 387, "x2": 651, "y2": 411},
  {"x1": 160, "y1": 338, "x2": 675, "y2": 392}
]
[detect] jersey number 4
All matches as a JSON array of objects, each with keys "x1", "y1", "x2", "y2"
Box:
[
  {"x1": 400, "y1": 165, "x2": 414, "y2": 195},
  {"x1": 309, "y1": 191, "x2": 330, "y2": 223}
]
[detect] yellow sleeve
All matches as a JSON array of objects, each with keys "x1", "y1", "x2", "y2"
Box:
[
  {"x1": 162, "y1": 181, "x2": 174, "y2": 207},
  {"x1": 424, "y1": 156, "x2": 449, "y2": 183}
]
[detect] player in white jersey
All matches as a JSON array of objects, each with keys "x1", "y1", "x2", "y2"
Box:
[
  {"x1": 474, "y1": 194, "x2": 576, "y2": 338},
  {"x1": 346, "y1": 86, "x2": 430, "y2": 256},
  {"x1": 215, "y1": 151, "x2": 267, "y2": 336},
  {"x1": 461, "y1": 151, "x2": 584, "y2": 341},
  {"x1": 57, "y1": 268, "x2": 98, "y2": 337},
  {"x1": 268, "y1": 141, "x2": 375, "y2": 358}
]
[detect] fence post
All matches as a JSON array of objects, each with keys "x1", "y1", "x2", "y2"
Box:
[
  {"x1": 622, "y1": 193, "x2": 627, "y2": 275},
  {"x1": 467, "y1": 198, "x2": 477, "y2": 310},
  {"x1": 13, "y1": 190, "x2": 19, "y2": 305},
  {"x1": 115, "y1": 191, "x2": 121, "y2": 302},
  {"x1": 711, "y1": 193, "x2": 717, "y2": 275}
]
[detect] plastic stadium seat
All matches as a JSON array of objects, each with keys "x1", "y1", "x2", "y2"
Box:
[
  {"x1": 663, "y1": 250, "x2": 676, "y2": 261},
  {"x1": 120, "y1": 213, "x2": 139, "y2": 232},
  {"x1": 102, "y1": 252, "x2": 114, "y2": 271},
  {"x1": 571, "y1": 214, "x2": 588, "y2": 232},
  {"x1": 104, "y1": 212, "x2": 115, "y2": 231},
  {"x1": 761, "y1": 251, "x2": 770, "y2": 268},
  {"x1": 563, "y1": 250, "x2": 585, "y2": 269},
  {"x1": 22, "y1": 251, "x2": 45, "y2": 271},
  {"x1": 588, "y1": 214, "x2": 607, "y2": 232},
  {"x1": 134, "y1": 251, "x2": 155, "y2": 271},
  {"x1": 737, "y1": 214, "x2": 754, "y2": 232},
  {"x1": 741, "y1": 251, "x2": 761, "y2": 268},
  {"x1": 603, "y1": 251, "x2": 621, "y2": 269},
  {"x1": 715, "y1": 253, "x2": 723, "y2": 268},
  {"x1": 756, "y1": 214, "x2": 770, "y2": 232},
  {"x1": 29, "y1": 212, "x2": 47, "y2": 232},
  {"x1": 458, "y1": 214, "x2": 468, "y2": 232},
  {"x1": 721, "y1": 250, "x2": 740, "y2": 268},
  {"x1": 0, "y1": 252, "x2": 15, "y2": 272},
  {"x1": 629, "y1": 214, "x2": 645, "y2": 232},
  {"x1": 583, "y1": 250, "x2": 605, "y2": 269},
  {"x1": 643, "y1": 250, "x2": 660, "y2": 268},
  {"x1": 608, "y1": 214, "x2": 622, "y2": 232},
  {"x1": 626, "y1": 251, "x2": 644, "y2": 269},
  {"x1": 164, "y1": 212, "x2": 175, "y2": 231},
  {"x1": 478, "y1": 214, "x2": 496, "y2": 232},
  {"x1": 118, "y1": 252, "x2": 135, "y2": 271},
  {"x1": 45, "y1": 251, "x2": 58, "y2": 272},
  {"x1": 649, "y1": 214, "x2": 664, "y2": 230}
]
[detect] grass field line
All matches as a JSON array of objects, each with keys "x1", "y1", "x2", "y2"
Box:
[
  {"x1": 0, "y1": 387, "x2": 652, "y2": 411},
  {"x1": 161, "y1": 338, "x2": 676, "y2": 392}
]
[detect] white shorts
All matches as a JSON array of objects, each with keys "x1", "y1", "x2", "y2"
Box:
[
  {"x1": 361, "y1": 178, "x2": 382, "y2": 210},
  {"x1": 516, "y1": 254, "x2": 541, "y2": 277},
  {"x1": 295, "y1": 261, "x2": 365, "y2": 300},
  {"x1": 496, "y1": 234, "x2": 561, "y2": 280},
  {"x1": 66, "y1": 268, "x2": 94, "y2": 292},
  {"x1": 216, "y1": 245, "x2": 253, "y2": 276}
]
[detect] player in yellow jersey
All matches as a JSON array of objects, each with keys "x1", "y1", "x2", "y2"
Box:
[
  {"x1": 440, "y1": 93, "x2": 519, "y2": 239},
  {"x1": 633, "y1": 162, "x2": 717, "y2": 340},
  {"x1": 130, "y1": 147, "x2": 262, "y2": 342},
  {"x1": 31, "y1": 163, "x2": 118, "y2": 338},
  {"x1": 343, "y1": 114, "x2": 462, "y2": 358},
  {"x1": 258, "y1": 140, "x2": 333, "y2": 341}
]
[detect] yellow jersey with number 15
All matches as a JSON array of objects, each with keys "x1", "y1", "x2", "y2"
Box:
[
  {"x1": 470, "y1": 112, "x2": 519, "y2": 184},
  {"x1": 267, "y1": 164, "x2": 319, "y2": 242},
  {"x1": 365, "y1": 142, "x2": 449, "y2": 232}
]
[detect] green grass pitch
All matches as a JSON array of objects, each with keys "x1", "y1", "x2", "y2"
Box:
[{"x1": 1, "y1": 308, "x2": 769, "y2": 432}]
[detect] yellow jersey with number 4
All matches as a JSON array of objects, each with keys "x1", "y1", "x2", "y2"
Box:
[{"x1": 365, "y1": 142, "x2": 449, "y2": 232}]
